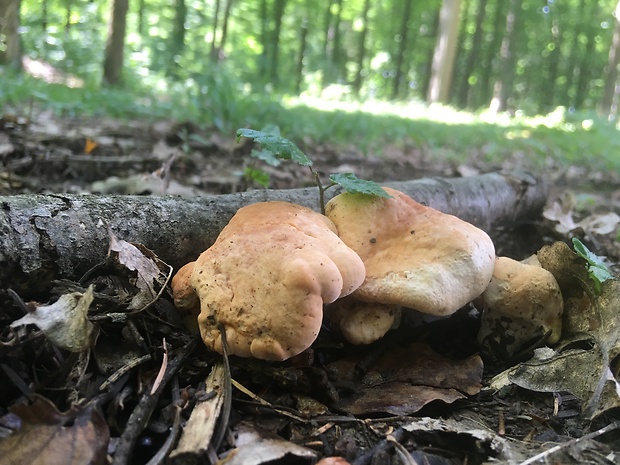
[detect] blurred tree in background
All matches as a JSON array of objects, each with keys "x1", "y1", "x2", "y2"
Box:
[{"x1": 4, "y1": 0, "x2": 620, "y2": 118}]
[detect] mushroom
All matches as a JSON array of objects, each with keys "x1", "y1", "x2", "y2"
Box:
[
  {"x1": 171, "y1": 261, "x2": 201, "y2": 334},
  {"x1": 324, "y1": 187, "x2": 496, "y2": 317},
  {"x1": 325, "y1": 297, "x2": 400, "y2": 345},
  {"x1": 171, "y1": 201, "x2": 365, "y2": 361},
  {"x1": 477, "y1": 256, "x2": 564, "y2": 356}
]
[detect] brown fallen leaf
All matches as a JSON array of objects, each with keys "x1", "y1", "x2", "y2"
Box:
[
  {"x1": 329, "y1": 342, "x2": 483, "y2": 415},
  {"x1": 216, "y1": 422, "x2": 317, "y2": 465},
  {"x1": 10, "y1": 285, "x2": 94, "y2": 352},
  {"x1": 108, "y1": 231, "x2": 172, "y2": 311},
  {"x1": 0, "y1": 395, "x2": 109, "y2": 465}
]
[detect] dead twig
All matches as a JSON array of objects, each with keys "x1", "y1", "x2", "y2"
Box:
[
  {"x1": 111, "y1": 338, "x2": 197, "y2": 465},
  {"x1": 517, "y1": 421, "x2": 620, "y2": 465}
]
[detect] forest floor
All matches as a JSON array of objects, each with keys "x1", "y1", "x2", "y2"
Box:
[{"x1": 1, "y1": 111, "x2": 620, "y2": 465}]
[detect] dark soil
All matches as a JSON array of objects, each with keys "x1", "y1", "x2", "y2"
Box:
[{"x1": 1, "y1": 113, "x2": 619, "y2": 465}]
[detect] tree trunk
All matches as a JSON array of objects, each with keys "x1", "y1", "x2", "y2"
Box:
[
  {"x1": 42, "y1": 0, "x2": 48, "y2": 31},
  {"x1": 392, "y1": 0, "x2": 413, "y2": 100},
  {"x1": 489, "y1": 0, "x2": 520, "y2": 113},
  {"x1": 0, "y1": 173, "x2": 547, "y2": 295},
  {"x1": 0, "y1": 0, "x2": 21, "y2": 69},
  {"x1": 168, "y1": 0, "x2": 187, "y2": 75},
  {"x1": 270, "y1": 0, "x2": 287, "y2": 85},
  {"x1": 209, "y1": 0, "x2": 221, "y2": 61},
  {"x1": 426, "y1": 0, "x2": 463, "y2": 104},
  {"x1": 137, "y1": 0, "x2": 146, "y2": 36},
  {"x1": 217, "y1": 0, "x2": 234, "y2": 61},
  {"x1": 562, "y1": 0, "x2": 586, "y2": 107},
  {"x1": 330, "y1": 0, "x2": 344, "y2": 82},
  {"x1": 574, "y1": 24, "x2": 597, "y2": 109},
  {"x1": 601, "y1": 1, "x2": 620, "y2": 117},
  {"x1": 102, "y1": 0, "x2": 129, "y2": 86},
  {"x1": 294, "y1": 12, "x2": 309, "y2": 94},
  {"x1": 321, "y1": 0, "x2": 335, "y2": 88},
  {"x1": 258, "y1": 0, "x2": 269, "y2": 78},
  {"x1": 421, "y1": 7, "x2": 441, "y2": 100},
  {"x1": 542, "y1": 17, "x2": 562, "y2": 111},
  {"x1": 455, "y1": 0, "x2": 488, "y2": 108},
  {"x1": 65, "y1": 0, "x2": 72, "y2": 31},
  {"x1": 352, "y1": 0, "x2": 371, "y2": 96},
  {"x1": 477, "y1": 1, "x2": 505, "y2": 108}
]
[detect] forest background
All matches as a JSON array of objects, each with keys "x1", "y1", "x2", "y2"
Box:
[{"x1": 1, "y1": 0, "x2": 620, "y2": 174}]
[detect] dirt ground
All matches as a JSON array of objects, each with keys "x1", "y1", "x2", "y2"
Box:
[{"x1": 1, "y1": 112, "x2": 619, "y2": 465}]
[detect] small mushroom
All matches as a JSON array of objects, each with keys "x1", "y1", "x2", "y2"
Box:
[
  {"x1": 171, "y1": 201, "x2": 365, "y2": 361},
  {"x1": 325, "y1": 187, "x2": 496, "y2": 317},
  {"x1": 325, "y1": 296, "x2": 400, "y2": 345},
  {"x1": 477, "y1": 256, "x2": 564, "y2": 356}
]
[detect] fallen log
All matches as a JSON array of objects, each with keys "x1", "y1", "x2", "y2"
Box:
[{"x1": 0, "y1": 172, "x2": 547, "y2": 294}]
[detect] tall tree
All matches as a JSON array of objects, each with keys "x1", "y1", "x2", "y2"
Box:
[
  {"x1": 476, "y1": 1, "x2": 505, "y2": 108},
  {"x1": 169, "y1": 0, "x2": 187, "y2": 73},
  {"x1": 218, "y1": 0, "x2": 234, "y2": 60},
  {"x1": 353, "y1": 0, "x2": 371, "y2": 96},
  {"x1": 455, "y1": 0, "x2": 488, "y2": 108},
  {"x1": 209, "y1": 0, "x2": 234, "y2": 62},
  {"x1": 601, "y1": 0, "x2": 620, "y2": 117},
  {"x1": 330, "y1": 0, "x2": 344, "y2": 80},
  {"x1": 210, "y1": 0, "x2": 221, "y2": 60},
  {"x1": 258, "y1": 0, "x2": 269, "y2": 78},
  {"x1": 269, "y1": 0, "x2": 287, "y2": 85},
  {"x1": 102, "y1": 0, "x2": 129, "y2": 86},
  {"x1": 0, "y1": 0, "x2": 21, "y2": 69},
  {"x1": 137, "y1": 0, "x2": 146, "y2": 36},
  {"x1": 561, "y1": 0, "x2": 587, "y2": 106},
  {"x1": 392, "y1": 0, "x2": 413, "y2": 99},
  {"x1": 489, "y1": 0, "x2": 521, "y2": 113},
  {"x1": 295, "y1": 11, "x2": 309, "y2": 93},
  {"x1": 542, "y1": 13, "x2": 562, "y2": 110},
  {"x1": 427, "y1": 0, "x2": 463, "y2": 104}
]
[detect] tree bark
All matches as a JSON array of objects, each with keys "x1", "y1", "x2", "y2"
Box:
[
  {"x1": 217, "y1": 0, "x2": 234, "y2": 61},
  {"x1": 477, "y1": 1, "x2": 505, "y2": 108},
  {"x1": 294, "y1": 11, "x2": 309, "y2": 94},
  {"x1": 542, "y1": 16, "x2": 562, "y2": 111},
  {"x1": 170, "y1": 0, "x2": 187, "y2": 66},
  {"x1": 0, "y1": 0, "x2": 21, "y2": 69},
  {"x1": 102, "y1": 0, "x2": 129, "y2": 86},
  {"x1": 269, "y1": 0, "x2": 287, "y2": 85},
  {"x1": 209, "y1": 0, "x2": 221, "y2": 61},
  {"x1": 0, "y1": 173, "x2": 547, "y2": 295},
  {"x1": 427, "y1": 0, "x2": 463, "y2": 104},
  {"x1": 489, "y1": 0, "x2": 520, "y2": 113},
  {"x1": 601, "y1": 0, "x2": 620, "y2": 117},
  {"x1": 455, "y1": 0, "x2": 488, "y2": 108},
  {"x1": 353, "y1": 0, "x2": 371, "y2": 96},
  {"x1": 392, "y1": 0, "x2": 413, "y2": 100}
]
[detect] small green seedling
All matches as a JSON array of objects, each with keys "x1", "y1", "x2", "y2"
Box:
[
  {"x1": 572, "y1": 237, "x2": 613, "y2": 294},
  {"x1": 236, "y1": 128, "x2": 391, "y2": 212}
]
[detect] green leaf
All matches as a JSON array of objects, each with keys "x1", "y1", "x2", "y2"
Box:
[
  {"x1": 236, "y1": 128, "x2": 312, "y2": 167},
  {"x1": 328, "y1": 173, "x2": 392, "y2": 198},
  {"x1": 250, "y1": 148, "x2": 282, "y2": 167},
  {"x1": 572, "y1": 237, "x2": 613, "y2": 293},
  {"x1": 243, "y1": 167, "x2": 270, "y2": 188}
]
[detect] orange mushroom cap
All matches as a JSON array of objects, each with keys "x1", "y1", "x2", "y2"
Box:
[
  {"x1": 172, "y1": 201, "x2": 365, "y2": 361},
  {"x1": 325, "y1": 187, "x2": 496, "y2": 316}
]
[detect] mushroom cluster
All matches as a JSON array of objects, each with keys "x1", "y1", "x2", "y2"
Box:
[{"x1": 171, "y1": 187, "x2": 564, "y2": 360}]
